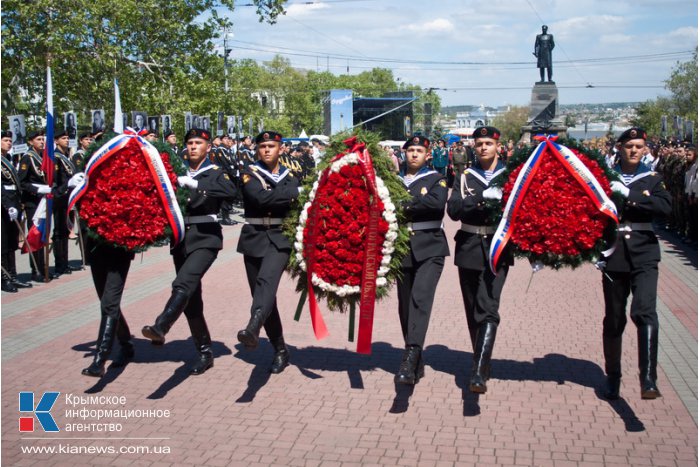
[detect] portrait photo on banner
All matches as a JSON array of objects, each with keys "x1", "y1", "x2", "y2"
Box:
[
  {"x1": 91, "y1": 109, "x2": 106, "y2": 134},
  {"x1": 8, "y1": 114, "x2": 27, "y2": 154},
  {"x1": 161, "y1": 115, "x2": 172, "y2": 135},
  {"x1": 64, "y1": 111, "x2": 77, "y2": 148},
  {"x1": 184, "y1": 112, "x2": 192, "y2": 132},
  {"x1": 131, "y1": 111, "x2": 147, "y2": 132},
  {"x1": 148, "y1": 116, "x2": 159, "y2": 134}
]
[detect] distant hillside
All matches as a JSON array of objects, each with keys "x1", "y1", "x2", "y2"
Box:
[{"x1": 442, "y1": 102, "x2": 642, "y2": 115}]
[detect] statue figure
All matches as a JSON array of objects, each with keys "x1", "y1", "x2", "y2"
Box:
[{"x1": 533, "y1": 25, "x2": 555, "y2": 83}]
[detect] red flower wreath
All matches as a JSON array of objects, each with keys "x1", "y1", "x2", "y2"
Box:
[
  {"x1": 302, "y1": 163, "x2": 390, "y2": 288},
  {"x1": 79, "y1": 138, "x2": 180, "y2": 251},
  {"x1": 492, "y1": 139, "x2": 619, "y2": 268}
]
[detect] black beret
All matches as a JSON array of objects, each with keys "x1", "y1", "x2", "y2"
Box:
[
  {"x1": 28, "y1": 129, "x2": 45, "y2": 140},
  {"x1": 79, "y1": 132, "x2": 91, "y2": 140},
  {"x1": 297, "y1": 141, "x2": 310, "y2": 148},
  {"x1": 1, "y1": 130, "x2": 12, "y2": 139},
  {"x1": 402, "y1": 135, "x2": 431, "y2": 150},
  {"x1": 472, "y1": 126, "x2": 501, "y2": 140},
  {"x1": 164, "y1": 129, "x2": 175, "y2": 138},
  {"x1": 184, "y1": 128, "x2": 211, "y2": 142},
  {"x1": 54, "y1": 128, "x2": 68, "y2": 139},
  {"x1": 255, "y1": 131, "x2": 283, "y2": 144},
  {"x1": 617, "y1": 127, "x2": 647, "y2": 144}
]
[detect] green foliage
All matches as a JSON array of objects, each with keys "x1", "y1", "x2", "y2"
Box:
[
  {"x1": 1, "y1": 0, "x2": 286, "y2": 127},
  {"x1": 632, "y1": 47, "x2": 697, "y2": 137},
  {"x1": 490, "y1": 106, "x2": 529, "y2": 142}
]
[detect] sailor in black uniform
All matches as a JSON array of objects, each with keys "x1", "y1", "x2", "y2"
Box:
[
  {"x1": 142, "y1": 128, "x2": 238, "y2": 375},
  {"x1": 395, "y1": 135, "x2": 450, "y2": 385},
  {"x1": 446, "y1": 126, "x2": 512, "y2": 394},
  {"x1": 236, "y1": 131, "x2": 300, "y2": 374},
  {"x1": 600, "y1": 127, "x2": 672, "y2": 400}
]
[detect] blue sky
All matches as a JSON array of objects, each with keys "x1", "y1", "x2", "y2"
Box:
[{"x1": 216, "y1": 0, "x2": 698, "y2": 107}]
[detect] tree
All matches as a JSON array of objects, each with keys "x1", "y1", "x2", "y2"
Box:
[
  {"x1": 1, "y1": 0, "x2": 287, "y2": 128},
  {"x1": 632, "y1": 47, "x2": 697, "y2": 138},
  {"x1": 490, "y1": 106, "x2": 529, "y2": 142}
]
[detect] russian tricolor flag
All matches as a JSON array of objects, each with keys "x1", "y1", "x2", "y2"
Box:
[{"x1": 24, "y1": 67, "x2": 55, "y2": 251}]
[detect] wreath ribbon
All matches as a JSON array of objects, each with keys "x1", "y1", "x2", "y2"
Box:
[
  {"x1": 67, "y1": 130, "x2": 185, "y2": 245},
  {"x1": 489, "y1": 136, "x2": 618, "y2": 273}
]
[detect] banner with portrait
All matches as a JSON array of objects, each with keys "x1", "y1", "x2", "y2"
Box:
[
  {"x1": 7, "y1": 114, "x2": 27, "y2": 154},
  {"x1": 91, "y1": 109, "x2": 106, "y2": 134},
  {"x1": 64, "y1": 111, "x2": 78, "y2": 148}
]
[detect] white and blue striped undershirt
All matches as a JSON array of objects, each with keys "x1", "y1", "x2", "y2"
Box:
[
  {"x1": 483, "y1": 170, "x2": 496, "y2": 183},
  {"x1": 620, "y1": 173, "x2": 635, "y2": 185}
]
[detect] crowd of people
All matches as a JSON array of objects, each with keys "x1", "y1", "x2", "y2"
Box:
[
  {"x1": 0, "y1": 122, "x2": 690, "y2": 401},
  {"x1": 582, "y1": 135, "x2": 698, "y2": 246}
]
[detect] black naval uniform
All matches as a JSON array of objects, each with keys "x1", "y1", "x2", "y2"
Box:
[
  {"x1": 236, "y1": 160, "x2": 300, "y2": 373},
  {"x1": 395, "y1": 167, "x2": 450, "y2": 385},
  {"x1": 81, "y1": 238, "x2": 136, "y2": 377},
  {"x1": 1, "y1": 155, "x2": 29, "y2": 292},
  {"x1": 601, "y1": 164, "x2": 671, "y2": 399},
  {"x1": 142, "y1": 158, "x2": 237, "y2": 375},
  {"x1": 17, "y1": 147, "x2": 50, "y2": 281},
  {"x1": 53, "y1": 150, "x2": 78, "y2": 275},
  {"x1": 209, "y1": 144, "x2": 238, "y2": 225},
  {"x1": 446, "y1": 161, "x2": 512, "y2": 393}
]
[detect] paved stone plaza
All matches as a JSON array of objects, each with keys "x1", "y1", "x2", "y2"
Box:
[{"x1": 1, "y1": 219, "x2": 697, "y2": 466}]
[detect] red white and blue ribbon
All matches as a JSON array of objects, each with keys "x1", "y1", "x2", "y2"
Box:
[
  {"x1": 489, "y1": 136, "x2": 618, "y2": 273},
  {"x1": 68, "y1": 129, "x2": 185, "y2": 245}
]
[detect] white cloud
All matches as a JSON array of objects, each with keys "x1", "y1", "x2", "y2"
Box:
[
  {"x1": 407, "y1": 18, "x2": 455, "y2": 34},
  {"x1": 285, "y1": 2, "x2": 329, "y2": 17}
]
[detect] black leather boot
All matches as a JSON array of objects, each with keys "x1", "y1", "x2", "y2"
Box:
[
  {"x1": 237, "y1": 307, "x2": 269, "y2": 349},
  {"x1": 8, "y1": 253, "x2": 32, "y2": 288},
  {"x1": 82, "y1": 316, "x2": 117, "y2": 377},
  {"x1": 638, "y1": 325, "x2": 661, "y2": 399},
  {"x1": 603, "y1": 335, "x2": 622, "y2": 399},
  {"x1": 394, "y1": 345, "x2": 421, "y2": 385},
  {"x1": 270, "y1": 337, "x2": 290, "y2": 374},
  {"x1": 188, "y1": 317, "x2": 213, "y2": 375},
  {"x1": 111, "y1": 318, "x2": 134, "y2": 368},
  {"x1": 469, "y1": 322, "x2": 498, "y2": 394},
  {"x1": 141, "y1": 289, "x2": 189, "y2": 345},
  {"x1": 2, "y1": 272, "x2": 17, "y2": 292}
]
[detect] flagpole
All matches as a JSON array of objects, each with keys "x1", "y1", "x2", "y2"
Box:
[{"x1": 43, "y1": 64, "x2": 55, "y2": 282}]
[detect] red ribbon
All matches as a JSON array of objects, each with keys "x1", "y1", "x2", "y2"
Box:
[
  {"x1": 303, "y1": 169, "x2": 330, "y2": 340},
  {"x1": 355, "y1": 147, "x2": 380, "y2": 355}
]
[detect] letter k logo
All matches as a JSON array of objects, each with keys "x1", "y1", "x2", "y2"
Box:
[{"x1": 19, "y1": 392, "x2": 60, "y2": 432}]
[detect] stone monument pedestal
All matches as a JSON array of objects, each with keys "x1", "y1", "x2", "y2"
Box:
[{"x1": 520, "y1": 82, "x2": 567, "y2": 143}]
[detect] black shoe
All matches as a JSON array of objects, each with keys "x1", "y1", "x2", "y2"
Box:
[
  {"x1": 82, "y1": 316, "x2": 118, "y2": 378},
  {"x1": 237, "y1": 308, "x2": 268, "y2": 349},
  {"x1": 638, "y1": 325, "x2": 661, "y2": 399},
  {"x1": 68, "y1": 264, "x2": 83, "y2": 272},
  {"x1": 190, "y1": 351, "x2": 213, "y2": 375},
  {"x1": 31, "y1": 273, "x2": 49, "y2": 283},
  {"x1": 142, "y1": 289, "x2": 189, "y2": 345},
  {"x1": 219, "y1": 218, "x2": 237, "y2": 226},
  {"x1": 605, "y1": 376, "x2": 621, "y2": 400},
  {"x1": 111, "y1": 342, "x2": 135, "y2": 367},
  {"x1": 469, "y1": 322, "x2": 497, "y2": 394},
  {"x1": 2, "y1": 278, "x2": 18, "y2": 293},
  {"x1": 141, "y1": 325, "x2": 165, "y2": 345},
  {"x1": 394, "y1": 346, "x2": 421, "y2": 385},
  {"x1": 603, "y1": 335, "x2": 622, "y2": 399},
  {"x1": 11, "y1": 278, "x2": 32, "y2": 288},
  {"x1": 270, "y1": 340, "x2": 290, "y2": 374}
]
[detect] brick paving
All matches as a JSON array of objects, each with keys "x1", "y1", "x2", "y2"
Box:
[{"x1": 1, "y1": 218, "x2": 697, "y2": 466}]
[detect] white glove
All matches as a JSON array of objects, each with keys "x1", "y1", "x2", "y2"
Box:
[
  {"x1": 531, "y1": 260, "x2": 545, "y2": 273},
  {"x1": 178, "y1": 175, "x2": 198, "y2": 189},
  {"x1": 67, "y1": 172, "x2": 85, "y2": 188},
  {"x1": 594, "y1": 259, "x2": 607, "y2": 271},
  {"x1": 610, "y1": 181, "x2": 630, "y2": 198},
  {"x1": 7, "y1": 207, "x2": 18, "y2": 221},
  {"x1": 482, "y1": 186, "x2": 503, "y2": 200},
  {"x1": 297, "y1": 187, "x2": 304, "y2": 194},
  {"x1": 33, "y1": 184, "x2": 51, "y2": 194}
]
